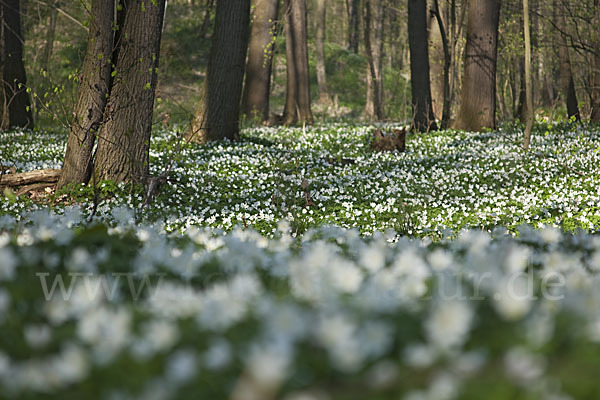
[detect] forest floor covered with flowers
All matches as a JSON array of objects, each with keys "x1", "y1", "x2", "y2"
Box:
[{"x1": 1, "y1": 122, "x2": 600, "y2": 399}]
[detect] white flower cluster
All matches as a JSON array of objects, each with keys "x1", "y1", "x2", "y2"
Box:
[{"x1": 0, "y1": 208, "x2": 598, "y2": 398}]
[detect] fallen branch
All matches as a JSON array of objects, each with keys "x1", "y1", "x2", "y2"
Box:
[
  {"x1": 16, "y1": 183, "x2": 55, "y2": 197},
  {"x1": 0, "y1": 169, "x2": 61, "y2": 187}
]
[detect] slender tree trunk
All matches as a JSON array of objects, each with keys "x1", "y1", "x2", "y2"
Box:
[
  {"x1": 315, "y1": 0, "x2": 331, "y2": 106},
  {"x1": 408, "y1": 0, "x2": 437, "y2": 131},
  {"x1": 0, "y1": 4, "x2": 7, "y2": 130},
  {"x1": 363, "y1": 0, "x2": 384, "y2": 120},
  {"x1": 454, "y1": 0, "x2": 501, "y2": 131},
  {"x1": 189, "y1": 0, "x2": 251, "y2": 142},
  {"x1": 522, "y1": 0, "x2": 533, "y2": 150},
  {"x1": 41, "y1": 1, "x2": 59, "y2": 73},
  {"x1": 347, "y1": 0, "x2": 359, "y2": 53},
  {"x1": 1, "y1": 0, "x2": 33, "y2": 128},
  {"x1": 200, "y1": 0, "x2": 215, "y2": 38},
  {"x1": 431, "y1": 0, "x2": 451, "y2": 129},
  {"x1": 555, "y1": 0, "x2": 579, "y2": 121},
  {"x1": 94, "y1": 0, "x2": 166, "y2": 182},
  {"x1": 428, "y1": 0, "x2": 443, "y2": 120},
  {"x1": 58, "y1": 0, "x2": 114, "y2": 188},
  {"x1": 242, "y1": 0, "x2": 279, "y2": 121},
  {"x1": 282, "y1": 0, "x2": 312, "y2": 125},
  {"x1": 590, "y1": 2, "x2": 600, "y2": 122}
]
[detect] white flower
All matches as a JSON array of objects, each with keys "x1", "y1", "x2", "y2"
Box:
[
  {"x1": 24, "y1": 325, "x2": 52, "y2": 349},
  {"x1": 359, "y1": 241, "x2": 387, "y2": 273},
  {"x1": 246, "y1": 343, "x2": 291, "y2": 387},
  {"x1": 427, "y1": 248, "x2": 453, "y2": 271},
  {"x1": 51, "y1": 344, "x2": 89, "y2": 385},
  {"x1": 202, "y1": 339, "x2": 232, "y2": 370},
  {"x1": 504, "y1": 347, "x2": 546, "y2": 384},
  {"x1": 77, "y1": 306, "x2": 131, "y2": 363},
  {"x1": 493, "y1": 276, "x2": 532, "y2": 320},
  {"x1": 425, "y1": 300, "x2": 473, "y2": 350},
  {"x1": 404, "y1": 344, "x2": 436, "y2": 368},
  {"x1": 166, "y1": 349, "x2": 197, "y2": 384},
  {"x1": 0, "y1": 247, "x2": 17, "y2": 281},
  {"x1": 504, "y1": 244, "x2": 531, "y2": 273},
  {"x1": 540, "y1": 226, "x2": 561, "y2": 244},
  {"x1": 328, "y1": 258, "x2": 364, "y2": 294},
  {"x1": 0, "y1": 351, "x2": 10, "y2": 378}
]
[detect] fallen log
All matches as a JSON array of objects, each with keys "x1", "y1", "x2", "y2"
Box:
[
  {"x1": 16, "y1": 183, "x2": 55, "y2": 197},
  {"x1": 0, "y1": 169, "x2": 61, "y2": 187}
]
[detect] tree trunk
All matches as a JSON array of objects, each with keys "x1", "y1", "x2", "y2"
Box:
[
  {"x1": 315, "y1": 0, "x2": 331, "y2": 106},
  {"x1": 242, "y1": 0, "x2": 279, "y2": 122},
  {"x1": 93, "y1": 0, "x2": 166, "y2": 182},
  {"x1": 282, "y1": 0, "x2": 313, "y2": 125},
  {"x1": 200, "y1": 0, "x2": 215, "y2": 38},
  {"x1": 363, "y1": 0, "x2": 384, "y2": 121},
  {"x1": 347, "y1": 0, "x2": 359, "y2": 53},
  {"x1": 431, "y1": 0, "x2": 451, "y2": 129},
  {"x1": 1, "y1": 0, "x2": 33, "y2": 128},
  {"x1": 189, "y1": 0, "x2": 251, "y2": 142},
  {"x1": 428, "y1": 0, "x2": 444, "y2": 120},
  {"x1": 590, "y1": 2, "x2": 600, "y2": 123},
  {"x1": 0, "y1": 4, "x2": 7, "y2": 130},
  {"x1": 408, "y1": 0, "x2": 437, "y2": 131},
  {"x1": 454, "y1": 0, "x2": 501, "y2": 131},
  {"x1": 41, "y1": 1, "x2": 59, "y2": 73},
  {"x1": 522, "y1": 0, "x2": 533, "y2": 150},
  {"x1": 58, "y1": 0, "x2": 114, "y2": 189},
  {"x1": 555, "y1": 0, "x2": 580, "y2": 121}
]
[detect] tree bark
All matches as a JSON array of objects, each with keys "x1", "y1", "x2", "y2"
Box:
[
  {"x1": 0, "y1": 169, "x2": 61, "y2": 186},
  {"x1": 242, "y1": 0, "x2": 279, "y2": 122},
  {"x1": 315, "y1": 0, "x2": 331, "y2": 106},
  {"x1": 454, "y1": 0, "x2": 501, "y2": 131},
  {"x1": 189, "y1": 0, "x2": 251, "y2": 142},
  {"x1": 555, "y1": 0, "x2": 580, "y2": 121},
  {"x1": 282, "y1": 0, "x2": 312, "y2": 125},
  {"x1": 347, "y1": 0, "x2": 359, "y2": 53},
  {"x1": 58, "y1": 0, "x2": 114, "y2": 189},
  {"x1": 522, "y1": 0, "x2": 533, "y2": 150},
  {"x1": 0, "y1": 4, "x2": 7, "y2": 130},
  {"x1": 93, "y1": 0, "x2": 166, "y2": 182},
  {"x1": 408, "y1": 0, "x2": 437, "y2": 131},
  {"x1": 430, "y1": 0, "x2": 451, "y2": 129},
  {"x1": 1, "y1": 0, "x2": 33, "y2": 128},
  {"x1": 428, "y1": 0, "x2": 444, "y2": 120},
  {"x1": 41, "y1": 1, "x2": 59, "y2": 73},
  {"x1": 590, "y1": 2, "x2": 600, "y2": 123},
  {"x1": 363, "y1": 0, "x2": 384, "y2": 121}
]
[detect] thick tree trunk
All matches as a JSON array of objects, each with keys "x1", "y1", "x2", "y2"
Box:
[
  {"x1": 315, "y1": 0, "x2": 331, "y2": 106},
  {"x1": 242, "y1": 0, "x2": 279, "y2": 121},
  {"x1": 408, "y1": 0, "x2": 437, "y2": 131},
  {"x1": 347, "y1": 0, "x2": 359, "y2": 53},
  {"x1": 94, "y1": 0, "x2": 166, "y2": 182},
  {"x1": 1, "y1": 0, "x2": 33, "y2": 128},
  {"x1": 282, "y1": 0, "x2": 312, "y2": 125},
  {"x1": 454, "y1": 0, "x2": 501, "y2": 131},
  {"x1": 58, "y1": 0, "x2": 114, "y2": 189},
  {"x1": 555, "y1": 0, "x2": 580, "y2": 121},
  {"x1": 190, "y1": 0, "x2": 250, "y2": 142},
  {"x1": 363, "y1": 0, "x2": 384, "y2": 121}
]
